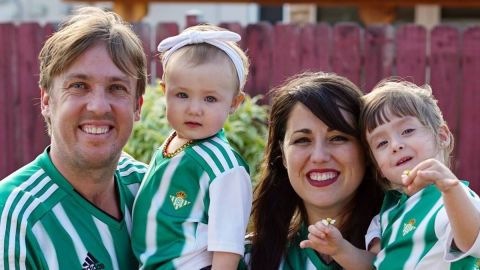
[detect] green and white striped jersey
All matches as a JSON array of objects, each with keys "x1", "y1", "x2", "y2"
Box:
[
  {"x1": 132, "y1": 131, "x2": 252, "y2": 270},
  {"x1": 374, "y1": 183, "x2": 480, "y2": 270},
  {"x1": 0, "y1": 147, "x2": 147, "y2": 270},
  {"x1": 239, "y1": 224, "x2": 343, "y2": 270}
]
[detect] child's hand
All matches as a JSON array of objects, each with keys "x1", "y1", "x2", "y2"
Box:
[
  {"x1": 299, "y1": 219, "x2": 345, "y2": 256},
  {"x1": 401, "y1": 158, "x2": 459, "y2": 194}
]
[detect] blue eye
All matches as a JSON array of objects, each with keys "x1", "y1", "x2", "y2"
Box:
[
  {"x1": 205, "y1": 96, "x2": 217, "y2": 102},
  {"x1": 70, "y1": 82, "x2": 87, "y2": 89},
  {"x1": 176, "y1": 92, "x2": 188, "y2": 98}
]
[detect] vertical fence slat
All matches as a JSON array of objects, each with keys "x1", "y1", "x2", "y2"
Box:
[
  {"x1": 396, "y1": 25, "x2": 427, "y2": 84},
  {"x1": 133, "y1": 23, "x2": 152, "y2": 83},
  {"x1": 332, "y1": 23, "x2": 362, "y2": 86},
  {"x1": 154, "y1": 23, "x2": 179, "y2": 81},
  {"x1": 458, "y1": 27, "x2": 480, "y2": 192},
  {"x1": 430, "y1": 26, "x2": 461, "y2": 172},
  {"x1": 272, "y1": 24, "x2": 301, "y2": 88},
  {"x1": 17, "y1": 23, "x2": 48, "y2": 167},
  {"x1": 363, "y1": 25, "x2": 394, "y2": 92},
  {"x1": 299, "y1": 23, "x2": 331, "y2": 73},
  {"x1": 244, "y1": 22, "x2": 274, "y2": 97},
  {"x1": 0, "y1": 24, "x2": 17, "y2": 179}
]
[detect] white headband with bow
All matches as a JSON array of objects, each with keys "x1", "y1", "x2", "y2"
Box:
[{"x1": 157, "y1": 30, "x2": 245, "y2": 85}]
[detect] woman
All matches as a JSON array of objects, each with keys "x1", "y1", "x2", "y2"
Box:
[{"x1": 244, "y1": 72, "x2": 383, "y2": 270}]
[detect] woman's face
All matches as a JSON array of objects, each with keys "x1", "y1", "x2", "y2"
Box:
[{"x1": 281, "y1": 102, "x2": 366, "y2": 224}]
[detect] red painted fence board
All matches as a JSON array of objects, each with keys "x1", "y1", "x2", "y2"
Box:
[
  {"x1": 133, "y1": 23, "x2": 152, "y2": 83},
  {"x1": 272, "y1": 24, "x2": 301, "y2": 88},
  {"x1": 244, "y1": 22, "x2": 273, "y2": 97},
  {"x1": 17, "y1": 23, "x2": 49, "y2": 167},
  {"x1": 299, "y1": 23, "x2": 331, "y2": 74},
  {"x1": 363, "y1": 25, "x2": 394, "y2": 92},
  {"x1": 459, "y1": 27, "x2": 480, "y2": 192},
  {"x1": 154, "y1": 22, "x2": 179, "y2": 81},
  {"x1": 332, "y1": 23, "x2": 362, "y2": 86},
  {"x1": 429, "y1": 26, "x2": 461, "y2": 170},
  {"x1": 1, "y1": 22, "x2": 479, "y2": 194},
  {"x1": 396, "y1": 25, "x2": 427, "y2": 85},
  {"x1": 0, "y1": 23, "x2": 17, "y2": 177}
]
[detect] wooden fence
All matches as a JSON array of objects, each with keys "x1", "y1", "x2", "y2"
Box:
[{"x1": 1, "y1": 21, "x2": 479, "y2": 192}]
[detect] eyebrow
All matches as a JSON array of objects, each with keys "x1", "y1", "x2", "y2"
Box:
[
  {"x1": 63, "y1": 73, "x2": 132, "y2": 84},
  {"x1": 291, "y1": 127, "x2": 335, "y2": 135},
  {"x1": 292, "y1": 128, "x2": 312, "y2": 135}
]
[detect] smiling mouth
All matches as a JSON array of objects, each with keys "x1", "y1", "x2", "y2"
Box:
[
  {"x1": 396, "y1": 156, "x2": 412, "y2": 166},
  {"x1": 307, "y1": 171, "x2": 338, "y2": 187},
  {"x1": 81, "y1": 125, "x2": 111, "y2": 135},
  {"x1": 309, "y1": 171, "x2": 338, "y2": 181}
]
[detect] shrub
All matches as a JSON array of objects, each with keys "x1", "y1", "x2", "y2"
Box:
[{"x1": 124, "y1": 83, "x2": 269, "y2": 184}]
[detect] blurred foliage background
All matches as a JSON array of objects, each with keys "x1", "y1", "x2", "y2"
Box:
[{"x1": 124, "y1": 83, "x2": 269, "y2": 184}]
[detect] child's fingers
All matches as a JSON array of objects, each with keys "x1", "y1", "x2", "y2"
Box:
[
  {"x1": 308, "y1": 230, "x2": 326, "y2": 240},
  {"x1": 417, "y1": 170, "x2": 459, "y2": 191},
  {"x1": 308, "y1": 223, "x2": 329, "y2": 236},
  {"x1": 401, "y1": 169, "x2": 416, "y2": 186},
  {"x1": 299, "y1": 240, "x2": 311, "y2": 249}
]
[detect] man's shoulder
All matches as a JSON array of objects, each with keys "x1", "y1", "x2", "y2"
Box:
[
  {"x1": 0, "y1": 160, "x2": 45, "y2": 193},
  {"x1": 116, "y1": 152, "x2": 148, "y2": 184},
  {"x1": 0, "y1": 160, "x2": 53, "y2": 221}
]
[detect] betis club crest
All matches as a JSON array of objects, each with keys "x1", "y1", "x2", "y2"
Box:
[{"x1": 170, "y1": 191, "x2": 191, "y2": 210}]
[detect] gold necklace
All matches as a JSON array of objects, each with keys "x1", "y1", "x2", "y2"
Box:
[{"x1": 162, "y1": 132, "x2": 194, "y2": 158}]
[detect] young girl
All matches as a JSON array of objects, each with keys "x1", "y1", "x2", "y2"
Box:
[
  {"x1": 301, "y1": 79, "x2": 480, "y2": 269},
  {"x1": 131, "y1": 25, "x2": 252, "y2": 270}
]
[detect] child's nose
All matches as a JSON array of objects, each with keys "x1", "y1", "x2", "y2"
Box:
[
  {"x1": 392, "y1": 141, "x2": 405, "y2": 153},
  {"x1": 187, "y1": 100, "x2": 202, "y2": 115}
]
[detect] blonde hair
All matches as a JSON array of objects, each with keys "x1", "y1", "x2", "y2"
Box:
[
  {"x1": 360, "y1": 79, "x2": 454, "y2": 188},
  {"x1": 39, "y1": 7, "x2": 146, "y2": 101},
  {"x1": 161, "y1": 24, "x2": 249, "y2": 93}
]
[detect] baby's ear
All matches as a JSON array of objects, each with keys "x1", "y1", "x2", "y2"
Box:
[
  {"x1": 160, "y1": 81, "x2": 166, "y2": 94},
  {"x1": 229, "y1": 93, "x2": 245, "y2": 114}
]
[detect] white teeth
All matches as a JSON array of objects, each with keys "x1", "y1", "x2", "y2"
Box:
[
  {"x1": 310, "y1": 172, "x2": 336, "y2": 181},
  {"x1": 82, "y1": 125, "x2": 109, "y2": 135}
]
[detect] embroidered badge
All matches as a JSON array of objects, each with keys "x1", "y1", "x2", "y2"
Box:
[
  {"x1": 402, "y1": 219, "x2": 417, "y2": 236},
  {"x1": 170, "y1": 191, "x2": 191, "y2": 210},
  {"x1": 474, "y1": 258, "x2": 480, "y2": 270}
]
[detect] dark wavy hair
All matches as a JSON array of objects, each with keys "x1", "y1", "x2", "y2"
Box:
[{"x1": 249, "y1": 72, "x2": 384, "y2": 270}]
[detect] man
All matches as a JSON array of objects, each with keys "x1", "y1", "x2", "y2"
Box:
[{"x1": 0, "y1": 7, "x2": 147, "y2": 270}]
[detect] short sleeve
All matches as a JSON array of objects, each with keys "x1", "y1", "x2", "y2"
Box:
[
  {"x1": 207, "y1": 166, "x2": 252, "y2": 255},
  {"x1": 365, "y1": 214, "x2": 381, "y2": 250}
]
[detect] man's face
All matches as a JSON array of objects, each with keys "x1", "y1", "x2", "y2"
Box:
[{"x1": 41, "y1": 43, "x2": 141, "y2": 171}]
